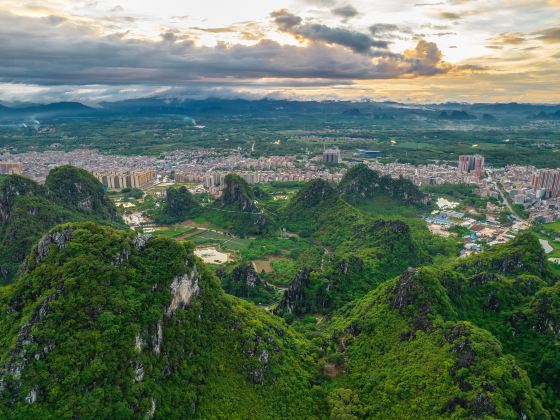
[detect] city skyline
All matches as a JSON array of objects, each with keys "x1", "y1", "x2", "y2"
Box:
[{"x1": 0, "y1": 0, "x2": 559, "y2": 104}]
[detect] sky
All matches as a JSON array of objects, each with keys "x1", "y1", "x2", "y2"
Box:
[{"x1": 0, "y1": 0, "x2": 559, "y2": 104}]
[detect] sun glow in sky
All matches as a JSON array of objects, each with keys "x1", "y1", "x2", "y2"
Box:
[{"x1": 0, "y1": 0, "x2": 559, "y2": 103}]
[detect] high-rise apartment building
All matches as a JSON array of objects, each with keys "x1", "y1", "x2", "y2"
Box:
[
  {"x1": 323, "y1": 148, "x2": 341, "y2": 164},
  {"x1": 0, "y1": 161, "x2": 23, "y2": 175},
  {"x1": 93, "y1": 170, "x2": 155, "y2": 191},
  {"x1": 531, "y1": 169, "x2": 560, "y2": 199},
  {"x1": 458, "y1": 155, "x2": 485, "y2": 177}
]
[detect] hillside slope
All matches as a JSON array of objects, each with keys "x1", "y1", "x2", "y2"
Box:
[
  {"x1": 0, "y1": 222, "x2": 554, "y2": 418},
  {"x1": 338, "y1": 164, "x2": 426, "y2": 206},
  {"x1": 208, "y1": 174, "x2": 275, "y2": 236},
  {"x1": 0, "y1": 167, "x2": 121, "y2": 283},
  {"x1": 0, "y1": 223, "x2": 320, "y2": 418}
]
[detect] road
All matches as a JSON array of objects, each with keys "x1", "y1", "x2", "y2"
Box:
[{"x1": 489, "y1": 176, "x2": 520, "y2": 219}]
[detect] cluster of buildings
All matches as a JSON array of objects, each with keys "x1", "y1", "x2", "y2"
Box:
[
  {"x1": 0, "y1": 150, "x2": 159, "y2": 183},
  {"x1": 0, "y1": 161, "x2": 23, "y2": 175},
  {"x1": 458, "y1": 154, "x2": 485, "y2": 177},
  {"x1": 179, "y1": 169, "x2": 344, "y2": 196},
  {"x1": 2, "y1": 147, "x2": 559, "y2": 223},
  {"x1": 495, "y1": 166, "x2": 560, "y2": 222},
  {"x1": 365, "y1": 155, "x2": 485, "y2": 187},
  {"x1": 531, "y1": 169, "x2": 560, "y2": 199},
  {"x1": 92, "y1": 170, "x2": 155, "y2": 191},
  {"x1": 426, "y1": 206, "x2": 523, "y2": 257}
]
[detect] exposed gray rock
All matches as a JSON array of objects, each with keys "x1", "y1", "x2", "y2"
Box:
[
  {"x1": 392, "y1": 268, "x2": 420, "y2": 312},
  {"x1": 276, "y1": 268, "x2": 312, "y2": 315},
  {"x1": 133, "y1": 234, "x2": 152, "y2": 250},
  {"x1": 249, "y1": 349, "x2": 270, "y2": 385},
  {"x1": 78, "y1": 196, "x2": 92, "y2": 210},
  {"x1": 25, "y1": 388, "x2": 37, "y2": 404},
  {"x1": 0, "y1": 284, "x2": 63, "y2": 396},
  {"x1": 134, "y1": 334, "x2": 145, "y2": 353},
  {"x1": 133, "y1": 362, "x2": 144, "y2": 383},
  {"x1": 166, "y1": 265, "x2": 200, "y2": 317},
  {"x1": 34, "y1": 227, "x2": 74, "y2": 267},
  {"x1": 112, "y1": 247, "x2": 130, "y2": 266},
  {"x1": 148, "y1": 398, "x2": 156, "y2": 418},
  {"x1": 153, "y1": 321, "x2": 163, "y2": 356}
]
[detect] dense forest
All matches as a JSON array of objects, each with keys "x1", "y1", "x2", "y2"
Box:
[
  {"x1": 0, "y1": 167, "x2": 558, "y2": 418},
  {"x1": 0, "y1": 166, "x2": 122, "y2": 283}
]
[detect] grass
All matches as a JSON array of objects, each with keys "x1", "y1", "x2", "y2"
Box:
[
  {"x1": 252, "y1": 260, "x2": 274, "y2": 273},
  {"x1": 532, "y1": 231, "x2": 560, "y2": 258},
  {"x1": 543, "y1": 221, "x2": 560, "y2": 235},
  {"x1": 173, "y1": 225, "x2": 252, "y2": 251}
]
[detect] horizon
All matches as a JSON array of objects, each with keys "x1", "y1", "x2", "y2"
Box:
[
  {"x1": 1, "y1": 96, "x2": 560, "y2": 108},
  {"x1": 1, "y1": 0, "x2": 559, "y2": 104}
]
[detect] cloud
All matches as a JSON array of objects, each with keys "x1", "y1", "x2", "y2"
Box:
[
  {"x1": 45, "y1": 15, "x2": 67, "y2": 26},
  {"x1": 402, "y1": 40, "x2": 452, "y2": 75},
  {"x1": 191, "y1": 26, "x2": 237, "y2": 33},
  {"x1": 270, "y1": 9, "x2": 302, "y2": 29},
  {"x1": 331, "y1": 5, "x2": 359, "y2": 19},
  {"x1": 301, "y1": 0, "x2": 337, "y2": 6},
  {"x1": 491, "y1": 32, "x2": 526, "y2": 45},
  {"x1": 271, "y1": 9, "x2": 388, "y2": 53},
  {"x1": 534, "y1": 27, "x2": 560, "y2": 43},
  {"x1": 438, "y1": 11, "x2": 462, "y2": 20},
  {"x1": 0, "y1": 10, "x2": 467, "y2": 103},
  {"x1": 370, "y1": 23, "x2": 413, "y2": 40}
]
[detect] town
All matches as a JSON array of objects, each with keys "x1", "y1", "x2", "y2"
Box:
[{"x1": 1, "y1": 147, "x2": 559, "y2": 262}]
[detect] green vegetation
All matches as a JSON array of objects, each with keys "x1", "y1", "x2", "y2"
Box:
[
  {"x1": 1, "y1": 223, "x2": 556, "y2": 418},
  {"x1": 216, "y1": 262, "x2": 278, "y2": 304},
  {"x1": 0, "y1": 223, "x2": 320, "y2": 418},
  {"x1": 0, "y1": 167, "x2": 122, "y2": 283},
  {"x1": 122, "y1": 188, "x2": 144, "y2": 200},
  {"x1": 2, "y1": 110, "x2": 560, "y2": 168},
  {"x1": 339, "y1": 164, "x2": 426, "y2": 207},
  {"x1": 423, "y1": 183, "x2": 494, "y2": 210},
  {"x1": 201, "y1": 174, "x2": 276, "y2": 237},
  {"x1": 154, "y1": 186, "x2": 199, "y2": 224}
]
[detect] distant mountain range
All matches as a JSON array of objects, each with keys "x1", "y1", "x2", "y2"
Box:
[{"x1": 0, "y1": 98, "x2": 559, "y2": 122}]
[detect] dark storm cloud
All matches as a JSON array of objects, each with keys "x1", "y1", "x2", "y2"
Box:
[
  {"x1": 271, "y1": 9, "x2": 388, "y2": 53},
  {"x1": 0, "y1": 11, "x2": 463, "y2": 89},
  {"x1": 331, "y1": 5, "x2": 359, "y2": 19}
]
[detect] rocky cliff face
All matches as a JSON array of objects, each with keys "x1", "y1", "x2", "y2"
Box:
[
  {"x1": 219, "y1": 174, "x2": 258, "y2": 212},
  {"x1": 338, "y1": 164, "x2": 381, "y2": 203},
  {"x1": 217, "y1": 262, "x2": 275, "y2": 304},
  {"x1": 276, "y1": 268, "x2": 312, "y2": 314},
  {"x1": 166, "y1": 265, "x2": 200, "y2": 316},
  {"x1": 215, "y1": 174, "x2": 273, "y2": 235}
]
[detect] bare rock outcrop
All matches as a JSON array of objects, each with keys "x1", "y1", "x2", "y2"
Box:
[
  {"x1": 33, "y1": 227, "x2": 74, "y2": 268},
  {"x1": 165, "y1": 265, "x2": 200, "y2": 317}
]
